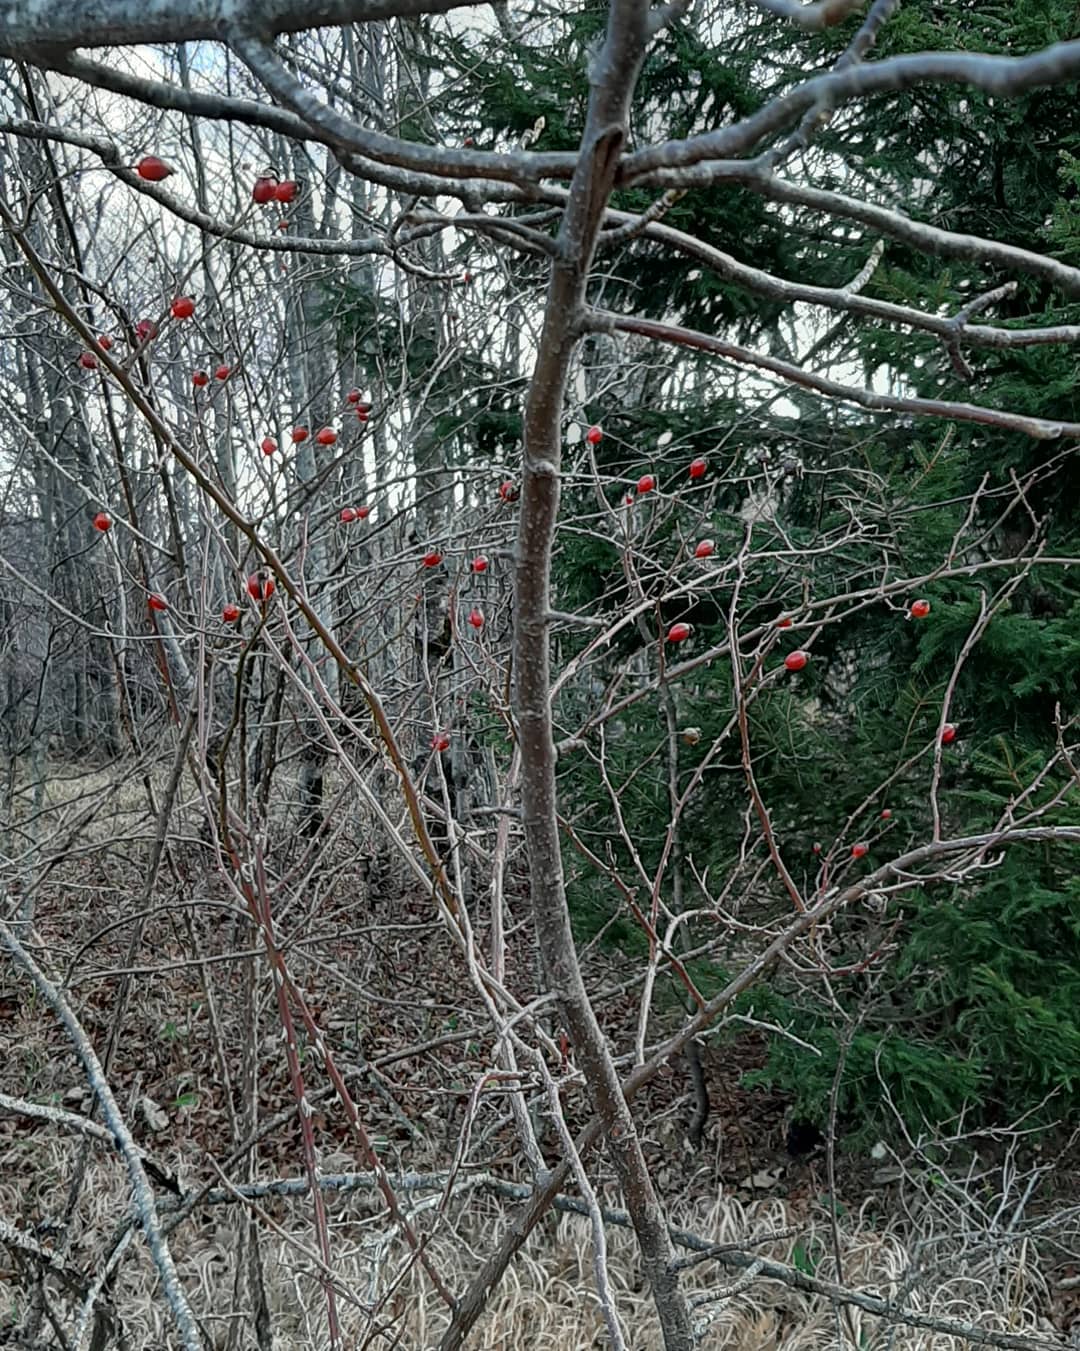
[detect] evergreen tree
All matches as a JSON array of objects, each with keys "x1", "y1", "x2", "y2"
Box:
[{"x1": 429, "y1": 0, "x2": 1080, "y2": 1138}]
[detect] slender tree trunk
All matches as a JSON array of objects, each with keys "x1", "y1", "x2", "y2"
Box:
[
  {"x1": 512, "y1": 4, "x2": 695, "y2": 1346},
  {"x1": 286, "y1": 132, "x2": 339, "y2": 837}
]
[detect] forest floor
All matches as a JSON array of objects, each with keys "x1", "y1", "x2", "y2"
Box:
[{"x1": 2, "y1": 759, "x2": 1079, "y2": 1348}]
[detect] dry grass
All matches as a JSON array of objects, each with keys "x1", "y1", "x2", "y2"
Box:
[{"x1": 0, "y1": 1127, "x2": 1067, "y2": 1350}]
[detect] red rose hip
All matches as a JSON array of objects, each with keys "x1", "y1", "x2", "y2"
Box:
[
  {"x1": 246, "y1": 571, "x2": 275, "y2": 602},
  {"x1": 136, "y1": 155, "x2": 173, "y2": 182},
  {"x1": 784, "y1": 650, "x2": 809, "y2": 671}
]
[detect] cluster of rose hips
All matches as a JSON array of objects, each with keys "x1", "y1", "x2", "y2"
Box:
[
  {"x1": 621, "y1": 449, "x2": 709, "y2": 506},
  {"x1": 137, "y1": 155, "x2": 298, "y2": 209},
  {"x1": 191, "y1": 366, "x2": 233, "y2": 386},
  {"x1": 251, "y1": 172, "x2": 298, "y2": 206},
  {"x1": 263, "y1": 393, "x2": 372, "y2": 474},
  {"x1": 88, "y1": 161, "x2": 303, "y2": 373},
  {"x1": 81, "y1": 306, "x2": 231, "y2": 375},
  {"x1": 77, "y1": 317, "x2": 166, "y2": 368},
  {"x1": 92, "y1": 507, "x2": 275, "y2": 620},
  {"x1": 87, "y1": 249, "x2": 957, "y2": 760},
  {"x1": 220, "y1": 572, "x2": 276, "y2": 622}
]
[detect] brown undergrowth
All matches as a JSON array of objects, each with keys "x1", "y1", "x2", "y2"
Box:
[{"x1": 1, "y1": 756, "x2": 1077, "y2": 1348}]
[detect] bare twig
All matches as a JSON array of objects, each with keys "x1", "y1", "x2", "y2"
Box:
[
  {"x1": 0, "y1": 918, "x2": 203, "y2": 1351},
  {"x1": 591, "y1": 309, "x2": 1080, "y2": 439}
]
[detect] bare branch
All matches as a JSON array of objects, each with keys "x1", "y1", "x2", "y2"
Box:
[
  {"x1": 646, "y1": 0, "x2": 694, "y2": 38},
  {"x1": 590, "y1": 308, "x2": 1080, "y2": 439},
  {"x1": 0, "y1": 918, "x2": 203, "y2": 1351},
  {"x1": 599, "y1": 187, "x2": 685, "y2": 246},
  {"x1": 747, "y1": 0, "x2": 869, "y2": 31},
  {"x1": 535, "y1": 1055, "x2": 629, "y2": 1351},
  {"x1": 0, "y1": 1090, "x2": 180, "y2": 1193},
  {"x1": 624, "y1": 162, "x2": 1080, "y2": 297},
  {"x1": 608, "y1": 213, "x2": 1080, "y2": 348},
  {"x1": 760, "y1": 1, "x2": 915, "y2": 170},
  {"x1": 833, "y1": 0, "x2": 901, "y2": 64},
  {"x1": 622, "y1": 38, "x2": 1080, "y2": 177},
  {"x1": 0, "y1": 0, "x2": 488, "y2": 54},
  {"x1": 229, "y1": 30, "x2": 573, "y2": 186},
  {"x1": 402, "y1": 205, "x2": 561, "y2": 257},
  {"x1": 733, "y1": 172, "x2": 1080, "y2": 299}
]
